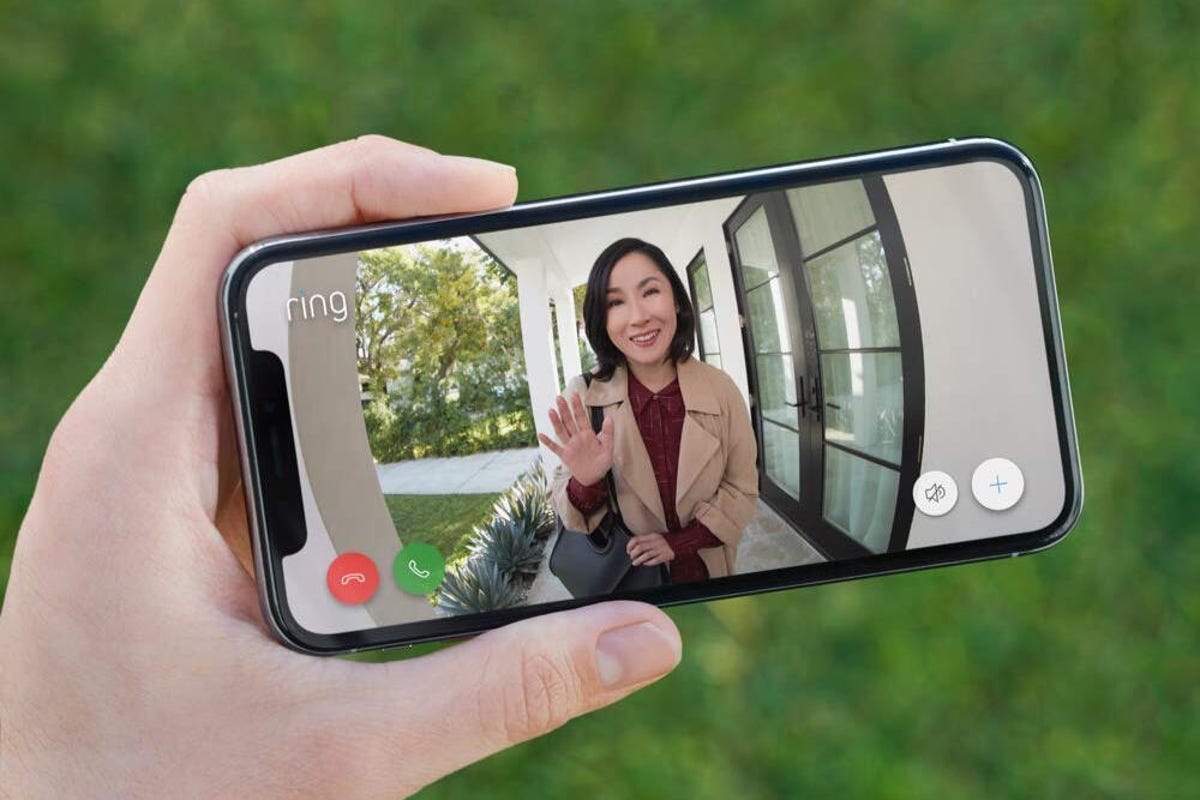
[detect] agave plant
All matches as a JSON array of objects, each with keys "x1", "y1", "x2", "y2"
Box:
[
  {"x1": 522, "y1": 458, "x2": 551, "y2": 495},
  {"x1": 494, "y1": 461, "x2": 556, "y2": 538},
  {"x1": 435, "y1": 557, "x2": 524, "y2": 615},
  {"x1": 467, "y1": 516, "x2": 543, "y2": 577}
]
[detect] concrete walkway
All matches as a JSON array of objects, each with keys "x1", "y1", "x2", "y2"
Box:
[
  {"x1": 375, "y1": 447, "x2": 541, "y2": 495},
  {"x1": 526, "y1": 501, "x2": 826, "y2": 604}
]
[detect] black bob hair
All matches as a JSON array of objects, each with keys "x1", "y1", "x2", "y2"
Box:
[{"x1": 582, "y1": 237, "x2": 696, "y2": 381}]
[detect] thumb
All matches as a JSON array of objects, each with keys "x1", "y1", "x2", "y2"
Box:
[
  {"x1": 598, "y1": 414, "x2": 615, "y2": 446},
  {"x1": 349, "y1": 602, "x2": 681, "y2": 795}
]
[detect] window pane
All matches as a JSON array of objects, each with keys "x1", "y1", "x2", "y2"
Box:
[
  {"x1": 823, "y1": 447, "x2": 898, "y2": 554},
  {"x1": 704, "y1": 352, "x2": 723, "y2": 368},
  {"x1": 756, "y1": 354, "x2": 798, "y2": 429},
  {"x1": 734, "y1": 207, "x2": 779, "y2": 288},
  {"x1": 746, "y1": 278, "x2": 793, "y2": 354},
  {"x1": 698, "y1": 309, "x2": 719, "y2": 356},
  {"x1": 807, "y1": 232, "x2": 899, "y2": 350},
  {"x1": 690, "y1": 257, "x2": 713, "y2": 310},
  {"x1": 763, "y1": 420, "x2": 800, "y2": 500},
  {"x1": 787, "y1": 179, "x2": 875, "y2": 256},
  {"x1": 821, "y1": 352, "x2": 903, "y2": 465}
]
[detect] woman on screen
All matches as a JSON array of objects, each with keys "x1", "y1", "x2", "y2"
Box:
[{"x1": 539, "y1": 238, "x2": 758, "y2": 583}]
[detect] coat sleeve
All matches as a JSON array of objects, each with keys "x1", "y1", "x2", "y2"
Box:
[
  {"x1": 691, "y1": 374, "x2": 759, "y2": 546},
  {"x1": 548, "y1": 374, "x2": 610, "y2": 534}
]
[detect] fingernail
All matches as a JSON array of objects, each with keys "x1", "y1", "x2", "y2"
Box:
[{"x1": 595, "y1": 622, "x2": 682, "y2": 688}]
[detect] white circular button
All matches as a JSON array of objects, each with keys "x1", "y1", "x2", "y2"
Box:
[
  {"x1": 971, "y1": 458, "x2": 1025, "y2": 511},
  {"x1": 913, "y1": 470, "x2": 958, "y2": 516}
]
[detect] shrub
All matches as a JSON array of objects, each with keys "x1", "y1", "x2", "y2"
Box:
[
  {"x1": 468, "y1": 517, "x2": 543, "y2": 577},
  {"x1": 493, "y1": 466, "x2": 555, "y2": 539},
  {"x1": 435, "y1": 558, "x2": 524, "y2": 615}
]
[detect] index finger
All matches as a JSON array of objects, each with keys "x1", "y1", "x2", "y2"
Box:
[{"x1": 119, "y1": 135, "x2": 519, "y2": 394}]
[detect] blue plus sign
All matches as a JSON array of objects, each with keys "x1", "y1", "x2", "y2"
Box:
[{"x1": 990, "y1": 475, "x2": 1007, "y2": 494}]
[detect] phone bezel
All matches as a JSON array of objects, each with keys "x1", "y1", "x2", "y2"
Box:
[{"x1": 219, "y1": 137, "x2": 1083, "y2": 655}]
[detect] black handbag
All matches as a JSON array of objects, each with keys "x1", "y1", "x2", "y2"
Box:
[{"x1": 549, "y1": 375, "x2": 669, "y2": 598}]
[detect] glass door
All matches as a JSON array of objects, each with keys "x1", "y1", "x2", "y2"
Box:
[
  {"x1": 726, "y1": 199, "x2": 810, "y2": 518},
  {"x1": 727, "y1": 177, "x2": 923, "y2": 558}
]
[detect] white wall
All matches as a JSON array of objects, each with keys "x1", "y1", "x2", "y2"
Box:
[
  {"x1": 662, "y1": 202, "x2": 751, "y2": 404},
  {"x1": 885, "y1": 161, "x2": 1066, "y2": 548}
]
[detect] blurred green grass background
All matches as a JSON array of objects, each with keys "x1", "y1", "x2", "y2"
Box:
[{"x1": 2, "y1": 2, "x2": 1197, "y2": 797}]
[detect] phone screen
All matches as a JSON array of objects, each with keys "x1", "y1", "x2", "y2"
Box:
[{"x1": 238, "y1": 155, "x2": 1074, "y2": 639}]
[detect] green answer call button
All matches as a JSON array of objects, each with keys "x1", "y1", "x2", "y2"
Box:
[{"x1": 393, "y1": 542, "x2": 446, "y2": 595}]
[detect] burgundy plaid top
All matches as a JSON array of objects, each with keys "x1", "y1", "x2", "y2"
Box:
[{"x1": 567, "y1": 372, "x2": 724, "y2": 583}]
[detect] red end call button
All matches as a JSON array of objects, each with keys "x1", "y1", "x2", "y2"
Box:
[{"x1": 326, "y1": 552, "x2": 379, "y2": 605}]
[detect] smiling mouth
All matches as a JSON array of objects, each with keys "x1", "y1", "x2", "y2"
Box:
[{"x1": 630, "y1": 330, "x2": 660, "y2": 347}]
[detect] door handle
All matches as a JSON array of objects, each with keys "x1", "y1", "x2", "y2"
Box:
[
  {"x1": 794, "y1": 375, "x2": 808, "y2": 417},
  {"x1": 810, "y1": 376, "x2": 823, "y2": 421}
]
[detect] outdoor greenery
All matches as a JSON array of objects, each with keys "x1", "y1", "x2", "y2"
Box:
[
  {"x1": 2, "y1": 3, "x2": 1197, "y2": 798},
  {"x1": 491, "y1": 460, "x2": 557, "y2": 539},
  {"x1": 434, "y1": 557, "x2": 525, "y2": 617},
  {"x1": 382, "y1": 493, "x2": 501, "y2": 562},
  {"x1": 357, "y1": 241, "x2": 535, "y2": 461},
  {"x1": 435, "y1": 461, "x2": 556, "y2": 614},
  {"x1": 465, "y1": 517, "x2": 542, "y2": 585}
]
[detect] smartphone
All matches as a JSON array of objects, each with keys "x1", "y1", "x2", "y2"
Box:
[{"x1": 219, "y1": 137, "x2": 1083, "y2": 654}]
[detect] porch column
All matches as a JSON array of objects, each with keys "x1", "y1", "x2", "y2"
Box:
[
  {"x1": 553, "y1": 281, "x2": 583, "y2": 382},
  {"x1": 515, "y1": 260, "x2": 560, "y2": 464}
]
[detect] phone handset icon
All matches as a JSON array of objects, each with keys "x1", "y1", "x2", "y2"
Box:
[
  {"x1": 393, "y1": 543, "x2": 444, "y2": 595},
  {"x1": 327, "y1": 553, "x2": 379, "y2": 604}
]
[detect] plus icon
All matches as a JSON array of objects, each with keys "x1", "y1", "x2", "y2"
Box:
[{"x1": 973, "y1": 458, "x2": 1023, "y2": 511}]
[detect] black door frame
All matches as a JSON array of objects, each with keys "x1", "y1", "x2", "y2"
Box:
[
  {"x1": 724, "y1": 195, "x2": 819, "y2": 548},
  {"x1": 724, "y1": 175, "x2": 924, "y2": 558}
]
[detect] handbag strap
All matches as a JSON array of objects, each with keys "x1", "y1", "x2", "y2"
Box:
[{"x1": 582, "y1": 373, "x2": 623, "y2": 521}]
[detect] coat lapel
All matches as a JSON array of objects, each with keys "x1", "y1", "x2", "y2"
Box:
[
  {"x1": 585, "y1": 367, "x2": 667, "y2": 530},
  {"x1": 675, "y1": 358, "x2": 723, "y2": 506},
  {"x1": 676, "y1": 414, "x2": 720, "y2": 506}
]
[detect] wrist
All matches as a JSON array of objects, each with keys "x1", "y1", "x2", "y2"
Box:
[{"x1": 571, "y1": 472, "x2": 605, "y2": 489}]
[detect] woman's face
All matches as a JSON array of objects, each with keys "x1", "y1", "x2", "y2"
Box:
[{"x1": 604, "y1": 250, "x2": 678, "y2": 370}]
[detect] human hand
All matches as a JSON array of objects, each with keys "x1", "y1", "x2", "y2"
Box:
[
  {"x1": 537, "y1": 392, "x2": 615, "y2": 487},
  {"x1": 0, "y1": 136, "x2": 682, "y2": 799},
  {"x1": 627, "y1": 533, "x2": 675, "y2": 567}
]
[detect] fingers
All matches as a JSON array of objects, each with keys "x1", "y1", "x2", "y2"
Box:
[
  {"x1": 598, "y1": 414, "x2": 615, "y2": 445},
  {"x1": 555, "y1": 396, "x2": 578, "y2": 438},
  {"x1": 348, "y1": 602, "x2": 681, "y2": 794},
  {"x1": 639, "y1": 553, "x2": 670, "y2": 567},
  {"x1": 570, "y1": 393, "x2": 592, "y2": 435},
  {"x1": 536, "y1": 433, "x2": 564, "y2": 458},
  {"x1": 118, "y1": 135, "x2": 519, "y2": 393},
  {"x1": 627, "y1": 534, "x2": 674, "y2": 566},
  {"x1": 548, "y1": 405, "x2": 572, "y2": 443}
]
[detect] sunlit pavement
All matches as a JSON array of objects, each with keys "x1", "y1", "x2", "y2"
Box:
[{"x1": 375, "y1": 447, "x2": 541, "y2": 495}]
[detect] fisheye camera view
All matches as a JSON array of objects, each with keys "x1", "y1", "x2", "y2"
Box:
[{"x1": 242, "y1": 159, "x2": 1067, "y2": 635}]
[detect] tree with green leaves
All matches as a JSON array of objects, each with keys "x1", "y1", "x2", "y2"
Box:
[{"x1": 356, "y1": 240, "x2": 534, "y2": 461}]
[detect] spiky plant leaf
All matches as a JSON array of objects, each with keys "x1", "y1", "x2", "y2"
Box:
[
  {"x1": 435, "y1": 557, "x2": 524, "y2": 615},
  {"x1": 467, "y1": 516, "x2": 543, "y2": 577}
]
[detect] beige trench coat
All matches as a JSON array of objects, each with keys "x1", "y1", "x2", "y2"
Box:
[{"x1": 550, "y1": 357, "x2": 759, "y2": 578}]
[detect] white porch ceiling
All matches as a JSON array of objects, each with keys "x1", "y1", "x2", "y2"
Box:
[{"x1": 476, "y1": 195, "x2": 743, "y2": 286}]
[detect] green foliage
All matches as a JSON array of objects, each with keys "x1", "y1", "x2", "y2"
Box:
[
  {"x1": 2, "y1": 3, "x2": 1198, "y2": 797},
  {"x1": 492, "y1": 460, "x2": 556, "y2": 539},
  {"x1": 382, "y1": 493, "x2": 501, "y2": 561},
  {"x1": 467, "y1": 516, "x2": 542, "y2": 578},
  {"x1": 573, "y1": 283, "x2": 598, "y2": 373},
  {"x1": 434, "y1": 557, "x2": 524, "y2": 616},
  {"x1": 357, "y1": 242, "x2": 535, "y2": 461}
]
